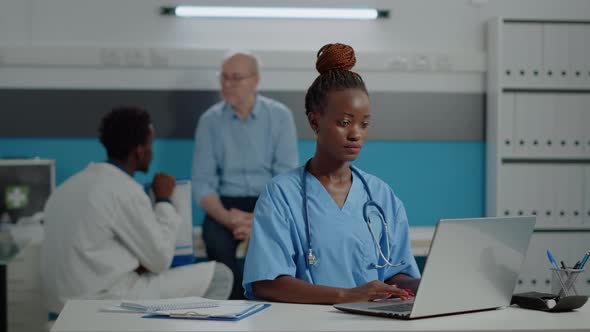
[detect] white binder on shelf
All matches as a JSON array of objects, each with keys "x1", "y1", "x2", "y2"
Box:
[
  {"x1": 537, "y1": 164, "x2": 555, "y2": 227},
  {"x1": 501, "y1": 23, "x2": 522, "y2": 86},
  {"x1": 567, "y1": 25, "x2": 588, "y2": 87},
  {"x1": 498, "y1": 164, "x2": 517, "y2": 218},
  {"x1": 536, "y1": 94, "x2": 557, "y2": 157},
  {"x1": 552, "y1": 94, "x2": 567, "y2": 158},
  {"x1": 552, "y1": 165, "x2": 567, "y2": 228},
  {"x1": 519, "y1": 233, "x2": 547, "y2": 292},
  {"x1": 499, "y1": 93, "x2": 516, "y2": 157},
  {"x1": 514, "y1": 94, "x2": 530, "y2": 157},
  {"x1": 584, "y1": 25, "x2": 590, "y2": 88},
  {"x1": 554, "y1": 165, "x2": 584, "y2": 227},
  {"x1": 584, "y1": 95, "x2": 590, "y2": 158},
  {"x1": 515, "y1": 93, "x2": 554, "y2": 157},
  {"x1": 513, "y1": 164, "x2": 528, "y2": 218},
  {"x1": 568, "y1": 94, "x2": 585, "y2": 158},
  {"x1": 543, "y1": 24, "x2": 570, "y2": 87},
  {"x1": 568, "y1": 165, "x2": 585, "y2": 226},
  {"x1": 524, "y1": 24, "x2": 545, "y2": 86},
  {"x1": 503, "y1": 23, "x2": 543, "y2": 86},
  {"x1": 585, "y1": 165, "x2": 590, "y2": 226},
  {"x1": 523, "y1": 164, "x2": 541, "y2": 220},
  {"x1": 554, "y1": 94, "x2": 585, "y2": 158}
]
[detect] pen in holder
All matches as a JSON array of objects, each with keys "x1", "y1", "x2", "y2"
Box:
[{"x1": 550, "y1": 267, "x2": 584, "y2": 297}]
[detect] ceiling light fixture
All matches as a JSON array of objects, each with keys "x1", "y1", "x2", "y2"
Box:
[{"x1": 160, "y1": 6, "x2": 389, "y2": 20}]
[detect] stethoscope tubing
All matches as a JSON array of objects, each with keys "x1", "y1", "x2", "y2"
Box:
[{"x1": 302, "y1": 160, "x2": 404, "y2": 271}]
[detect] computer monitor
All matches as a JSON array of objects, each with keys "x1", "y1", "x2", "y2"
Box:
[{"x1": 0, "y1": 159, "x2": 55, "y2": 225}]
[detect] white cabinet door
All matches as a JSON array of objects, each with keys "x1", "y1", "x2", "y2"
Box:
[
  {"x1": 583, "y1": 95, "x2": 590, "y2": 158},
  {"x1": 499, "y1": 93, "x2": 516, "y2": 157},
  {"x1": 536, "y1": 165, "x2": 555, "y2": 227},
  {"x1": 503, "y1": 23, "x2": 543, "y2": 86},
  {"x1": 553, "y1": 94, "x2": 585, "y2": 158},
  {"x1": 553, "y1": 165, "x2": 584, "y2": 227},
  {"x1": 522, "y1": 164, "x2": 541, "y2": 219},
  {"x1": 584, "y1": 165, "x2": 590, "y2": 227},
  {"x1": 567, "y1": 25, "x2": 588, "y2": 87},
  {"x1": 515, "y1": 93, "x2": 555, "y2": 157},
  {"x1": 543, "y1": 24, "x2": 570, "y2": 87}
]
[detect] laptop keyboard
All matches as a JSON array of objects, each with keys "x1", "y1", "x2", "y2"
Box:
[{"x1": 369, "y1": 303, "x2": 414, "y2": 312}]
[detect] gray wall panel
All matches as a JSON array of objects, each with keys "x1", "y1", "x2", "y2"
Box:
[
  {"x1": 280, "y1": 91, "x2": 485, "y2": 141},
  {"x1": 0, "y1": 89, "x2": 484, "y2": 141},
  {"x1": 0, "y1": 89, "x2": 219, "y2": 138}
]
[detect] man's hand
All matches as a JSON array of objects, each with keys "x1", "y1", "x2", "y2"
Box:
[
  {"x1": 153, "y1": 173, "x2": 175, "y2": 201},
  {"x1": 227, "y1": 208, "x2": 252, "y2": 227},
  {"x1": 227, "y1": 208, "x2": 253, "y2": 239},
  {"x1": 232, "y1": 224, "x2": 252, "y2": 241}
]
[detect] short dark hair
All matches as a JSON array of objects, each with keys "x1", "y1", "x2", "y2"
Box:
[
  {"x1": 99, "y1": 107, "x2": 152, "y2": 160},
  {"x1": 305, "y1": 43, "x2": 368, "y2": 115}
]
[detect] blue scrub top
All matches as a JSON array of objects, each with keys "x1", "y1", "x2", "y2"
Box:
[{"x1": 243, "y1": 165, "x2": 420, "y2": 299}]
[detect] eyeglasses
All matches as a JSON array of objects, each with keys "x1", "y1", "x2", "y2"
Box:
[{"x1": 219, "y1": 73, "x2": 256, "y2": 83}]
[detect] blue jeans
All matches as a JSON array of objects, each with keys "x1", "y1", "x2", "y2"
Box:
[{"x1": 203, "y1": 196, "x2": 257, "y2": 300}]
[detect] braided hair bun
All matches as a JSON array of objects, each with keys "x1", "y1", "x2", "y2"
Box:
[
  {"x1": 305, "y1": 43, "x2": 367, "y2": 115},
  {"x1": 315, "y1": 43, "x2": 356, "y2": 74}
]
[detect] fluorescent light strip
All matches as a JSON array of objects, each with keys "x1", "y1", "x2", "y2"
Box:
[{"x1": 167, "y1": 6, "x2": 386, "y2": 20}]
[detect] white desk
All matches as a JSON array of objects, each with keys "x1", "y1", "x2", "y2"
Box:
[{"x1": 52, "y1": 300, "x2": 590, "y2": 332}]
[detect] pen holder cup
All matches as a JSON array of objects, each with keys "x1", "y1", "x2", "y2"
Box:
[{"x1": 550, "y1": 268, "x2": 584, "y2": 297}]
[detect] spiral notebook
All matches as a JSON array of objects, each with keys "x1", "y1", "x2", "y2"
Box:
[{"x1": 117, "y1": 297, "x2": 218, "y2": 312}]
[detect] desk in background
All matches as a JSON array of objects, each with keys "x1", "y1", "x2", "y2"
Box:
[
  {"x1": 2, "y1": 227, "x2": 46, "y2": 332},
  {"x1": 52, "y1": 299, "x2": 589, "y2": 332},
  {"x1": 192, "y1": 226, "x2": 435, "y2": 267},
  {"x1": 0, "y1": 232, "x2": 21, "y2": 332}
]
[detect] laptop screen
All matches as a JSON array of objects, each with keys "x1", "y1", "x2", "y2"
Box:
[{"x1": 410, "y1": 216, "x2": 535, "y2": 318}]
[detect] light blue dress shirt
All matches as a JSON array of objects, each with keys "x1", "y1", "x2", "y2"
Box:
[
  {"x1": 192, "y1": 95, "x2": 299, "y2": 204},
  {"x1": 243, "y1": 165, "x2": 420, "y2": 299}
]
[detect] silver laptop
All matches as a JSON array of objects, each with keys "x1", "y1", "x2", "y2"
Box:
[{"x1": 334, "y1": 216, "x2": 536, "y2": 320}]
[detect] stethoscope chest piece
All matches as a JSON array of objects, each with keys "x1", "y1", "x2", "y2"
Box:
[{"x1": 307, "y1": 249, "x2": 317, "y2": 266}]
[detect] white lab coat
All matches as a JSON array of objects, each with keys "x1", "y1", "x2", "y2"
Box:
[{"x1": 41, "y1": 163, "x2": 215, "y2": 312}]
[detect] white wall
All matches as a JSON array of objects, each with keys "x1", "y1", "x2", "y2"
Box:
[{"x1": 1, "y1": 0, "x2": 589, "y2": 91}]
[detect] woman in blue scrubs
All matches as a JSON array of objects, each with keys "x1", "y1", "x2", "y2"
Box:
[{"x1": 243, "y1": 43, "x2": 420, "y2": 304}]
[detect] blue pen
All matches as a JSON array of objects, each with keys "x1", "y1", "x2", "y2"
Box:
[
  {"x1": 578, "y1": 251, "x2": 590, "y2": 269},
  {"x1": 546, "y1": 249, "x2": 560, "y2": 269}
]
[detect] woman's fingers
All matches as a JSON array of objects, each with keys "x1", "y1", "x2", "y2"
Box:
[
  {"x1": 387, "y1": 287, "x2": 411, "y2": 300},
  {"x1": 369, "y1": 283, "x2": 411, "y2": 301}
]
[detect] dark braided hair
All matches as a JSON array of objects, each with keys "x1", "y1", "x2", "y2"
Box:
[
  {"x1": 305, "y1": 43, "x2": 368, "y2": 115},
  {"x1": 99, "y1": 106, "x2": 152, "y2": 161}
]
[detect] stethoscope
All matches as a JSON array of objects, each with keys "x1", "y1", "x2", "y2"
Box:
[{"x1": 302, "y1": 159, "x2": 405, "y2": 270}]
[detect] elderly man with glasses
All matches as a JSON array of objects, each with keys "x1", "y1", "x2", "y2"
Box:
[{"x1": 192, "y1": 51, "x2": 299, "y2": 299}]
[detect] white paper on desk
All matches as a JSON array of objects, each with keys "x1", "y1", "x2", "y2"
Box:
[
  {"x1": 102, "y1": 296, "x2": 217, "y2": 314},
  {"x1": 152, "y1": 301, "x2": 262, "y2": 318},
  {"x1": 102, "y1": 305, "x2": 147, "y2": 314}
]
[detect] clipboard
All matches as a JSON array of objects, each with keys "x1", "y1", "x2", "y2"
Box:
[
  {"x1": 143, "y1": 303, "x2": 271, "y2": 321},
  {"x1": 145, "y1": 179, "x2": 195, "y2": 267}
]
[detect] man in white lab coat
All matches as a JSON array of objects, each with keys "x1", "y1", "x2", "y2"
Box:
[{"x1": 41, "y1": 107, "x2": 232, "y2": 314}]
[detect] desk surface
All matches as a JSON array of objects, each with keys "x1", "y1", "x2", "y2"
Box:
[{"x1": 52, "y1": 300, "x2": 590, "y2": 332}]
